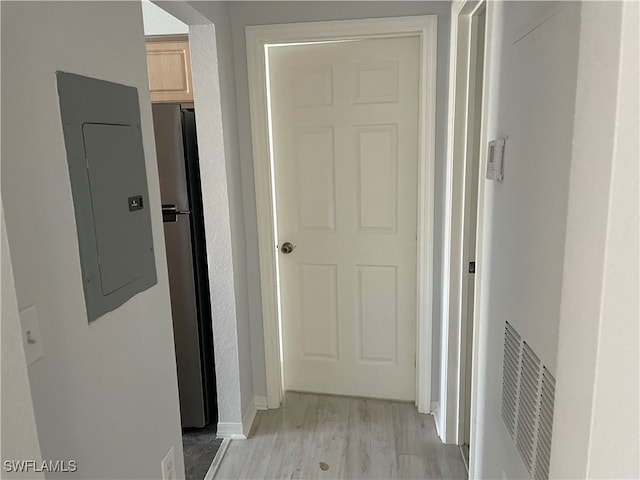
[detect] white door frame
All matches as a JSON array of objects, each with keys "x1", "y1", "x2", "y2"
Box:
[
  {"x1": 437, "y1": 0, "x2": 492, "y2": 450},
  {"x1": 459, "y1": 2, "x2": 485, "y2": 454},
  {"x1": 246, "y1": 16, "x2": 438, "y2": 412}
]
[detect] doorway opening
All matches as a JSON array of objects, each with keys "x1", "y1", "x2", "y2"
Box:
[
  {"x1": 141, "y1": 2, "x2": 221, "y2": 479},
  {"x1": 247, "y1": 17, "x2": 438, "y2": 413}
]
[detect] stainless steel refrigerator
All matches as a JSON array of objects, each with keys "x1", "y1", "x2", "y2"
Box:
[{"x1": 152, "y1": 104, "x2": 217, "y2": 429}]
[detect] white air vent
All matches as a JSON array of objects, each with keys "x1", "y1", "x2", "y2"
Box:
[
  {"x1": 502, "y1": 322, "x2": 521, "y2": 437},
  {"x1": 534, "y1": 367, "x2": 555, "y2": 480},
  {"x1": 501, "y1": 322, "x2": 556, "y2": 480},
  {"x1": 516, "y1": 343, "x2": 541, "y2": 472}
]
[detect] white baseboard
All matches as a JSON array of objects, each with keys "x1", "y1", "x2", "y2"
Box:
[
  {"x1": 255, "y1": 395, "x2": 268, "y2": 410},
  {"x1": 242, "y1": 399, "x2": 257, "y2": 437},
  {"x1": 216, "y1": 422, "x2": 246, "y2": 439},
  {"x1": 433, "y1": 401, "x2": 446, "y2": 442},
  {"x1": 204, "y1": 438, "x2": 230, "y2": 480},
  {"x1": 216, "y1": 396, "x2": 263, "y2": 439}
]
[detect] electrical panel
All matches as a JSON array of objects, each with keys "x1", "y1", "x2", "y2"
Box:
[{"x1": 57, "y1": 72, "x2": 157, "y2": 322}]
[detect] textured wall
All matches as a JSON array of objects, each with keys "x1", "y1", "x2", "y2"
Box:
[
  {"x1": 189, "y1": 22, "x2": 248, "y2": 428},
  {"x1": 199, "y1": 3, "x2": 257, "y2": 423}
]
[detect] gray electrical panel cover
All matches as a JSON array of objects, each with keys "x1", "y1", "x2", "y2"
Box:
[{"x1": 57, "y1": 72, "x2": 157, "y2": 322}]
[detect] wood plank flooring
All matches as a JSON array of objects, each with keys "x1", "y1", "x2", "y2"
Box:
[{"x1": 215, "y1": 392, "x2": 468, "y2": 480}]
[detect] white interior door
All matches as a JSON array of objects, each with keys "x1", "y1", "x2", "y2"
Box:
[{"x1": 268, "y1": 36, "x2": 421, "y2": 401}]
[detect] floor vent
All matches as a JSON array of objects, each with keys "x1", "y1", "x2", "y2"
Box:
[{"x1": 501, "y1": 322, "x2": 556, "y2": 480}]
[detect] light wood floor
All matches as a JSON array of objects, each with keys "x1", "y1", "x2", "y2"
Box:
[{"x1": 215, "y1": 392, "x2": 468, "y2": 480}]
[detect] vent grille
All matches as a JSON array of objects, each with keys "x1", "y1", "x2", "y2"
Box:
[
  {"x1": 516, "y1": 343, "x2": 541, "y2": 472},
  {"x1": 501, "y1": 322, "x2": 556, "y2": 480},
  {"x1": 502, "y1": 322, "x2": 521, "y2": 437},
  {"x1": 534, "y1": 368, "x2": 555, "y2": 480}
]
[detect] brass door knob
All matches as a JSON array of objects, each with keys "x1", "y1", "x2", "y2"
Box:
[{"x1": 280, "y1": 242, "x2": 295, "y2": 254}]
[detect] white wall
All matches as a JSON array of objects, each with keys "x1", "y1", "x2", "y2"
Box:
[
  {"x1": 190, "y1": 19, "x2": 256, "y2": 430},
  {"x1": 188, "y1": 0, "x2": 452, "y2": 403},
  {"x1": 197, "y1": 2, "x2": 257, "y2": 425},
  {"x1": 550, "y1": 2, "x2": 639, "y2": 478},
  {"x1": 585, "y1": 4, "x2": 639, "y2": 475},
  {"x1": 141, "y1": 0, "x2": 188, "y2": 36},
  {"x1": 472, "y1": 2, "x2": 581, "y2": 478},
  {"x1": 1, "y1": 203, "x2": 44, "y2": 480},
  {"x1": 1, "y1": 2, "x2": 185, "y2": 478}
]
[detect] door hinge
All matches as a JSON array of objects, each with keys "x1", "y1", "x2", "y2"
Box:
[{"x1": 469, "y1": 261, "x2": 476, "y2": 274}]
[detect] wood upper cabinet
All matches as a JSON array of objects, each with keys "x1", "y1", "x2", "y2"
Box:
[{"x1": 145, "y1": 36, "x2": 193, "y2": 103}]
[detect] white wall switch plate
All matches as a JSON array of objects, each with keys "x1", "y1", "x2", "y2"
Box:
[
  {"x1": 19, "y1": 305, "x2": 44, "y2": 365},
  {"x1": 161, "y1": 446, "x2": 176, "y2": 480},
  {"x1": 486, "y1": 137, "x2": 506, "y2": 182}
]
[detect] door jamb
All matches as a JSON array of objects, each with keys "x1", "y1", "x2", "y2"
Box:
[
  {"x1": 437, "y1": 0, "x2": 492, "y2": 452},
  {"x1": 246, "y1": 16, "x2": 438, "y2": 412},
  {"x1": 460, "y1": 2, "x2": 486, "y2": 461}
]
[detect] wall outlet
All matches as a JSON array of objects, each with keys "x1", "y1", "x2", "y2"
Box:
[
  {"x1": 19, "y1": 305, "x2": 44, "y2": 365},
  {"x1": 161, "y1": 447, "x2": 176, "y2": 480}
]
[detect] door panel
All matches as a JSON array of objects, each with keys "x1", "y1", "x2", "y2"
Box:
[
  {"x1": 294, "y1": 127, "x2": 336, "y2": 231},
  {"x1": 357, "y1": 265, "x2": 398, "y2": 363},
  {"x1": 269, "y1": 36, "x2": 420, "y2": 400},
  {"x1": 300, "y1": 264, "x2": 339, "y2": 359},
  {"x1": 357, "y1": 124, "x2": 398, "y2": 232}
]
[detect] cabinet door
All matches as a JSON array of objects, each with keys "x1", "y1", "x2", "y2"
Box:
[{"x1": 146, "y1": 37, "x2": 193, "y2": 103}]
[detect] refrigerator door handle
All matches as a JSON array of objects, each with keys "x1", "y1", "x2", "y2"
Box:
[{"x1": 162, "y1": 204, "x2": 191, "y2": 223}]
